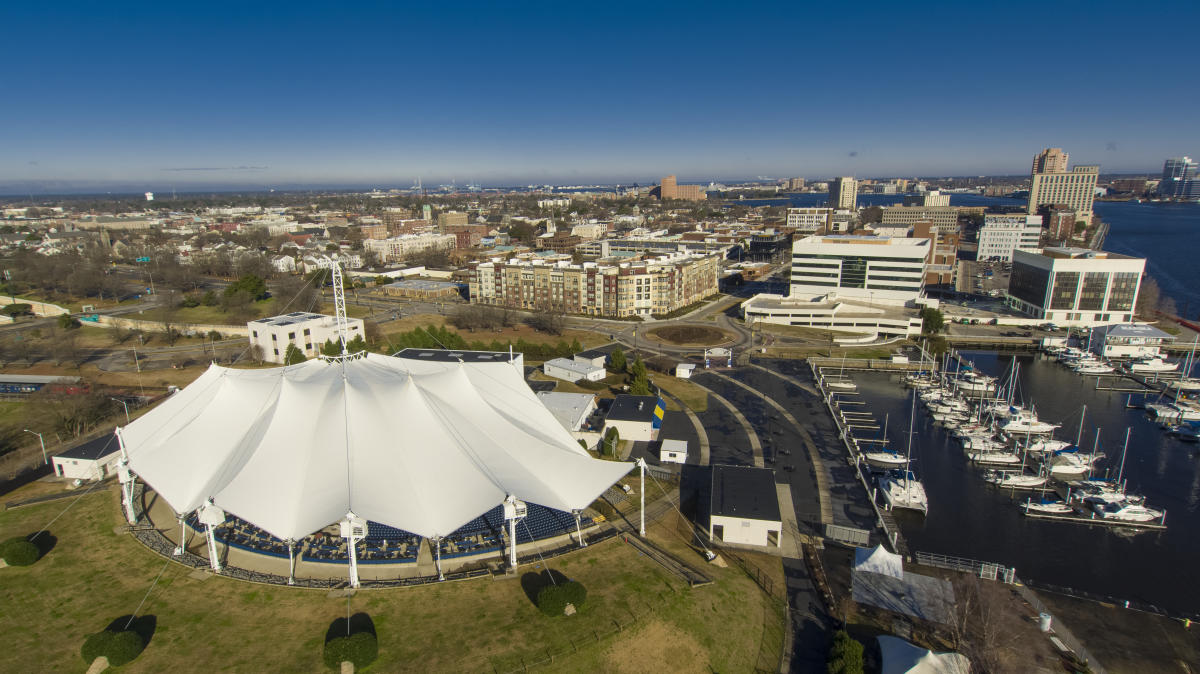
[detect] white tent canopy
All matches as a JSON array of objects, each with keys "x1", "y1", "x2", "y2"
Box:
[
  {"x1": 119, "y1": 353, "x2": 632, "y2": 541},
  {"x1": 854, "y1": 544, "x2": 904, "y2": 580},
  {"x1": 877, "y1": 636, "x2": 970, "y2": 674}
]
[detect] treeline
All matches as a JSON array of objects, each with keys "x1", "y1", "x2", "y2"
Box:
[{"x1": 382, "y1": 325, "x2": 581, "y2": 360}]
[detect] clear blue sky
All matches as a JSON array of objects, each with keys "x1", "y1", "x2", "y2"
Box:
[{"x1": 3, "y1": 1, "x2": 1198, "y2": 189}]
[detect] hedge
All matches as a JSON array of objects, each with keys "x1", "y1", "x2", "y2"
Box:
[
  {"x1": 536, "y1": 580, "x2": 587, "y2": 616},
  {"x1": 81, "y1": 630, "x2": 145, "y2": 667},
  {"x1": 323, "y1": 632, "x2": 378, "y2": 670},
  {"x1": 0, "y1": 537, "x2": 39, "y2": 566}
]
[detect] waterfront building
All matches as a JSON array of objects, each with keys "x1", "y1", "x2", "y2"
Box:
[
  {"x1": 466, "y1": 252, "x2": 719, "y2": 318},
  {"x1": 1088, "y1": 324, "x2": 1174, "y2": 360},
  {"x1": 977, "y1": 215, "x2": 1043, "y2": 262},
  {"x1": 656, "y1": 175, "x2": 707, "y2": 201},
  {"x1": 785, "y1": 207, "x2": 833, "y2": 234},
  {"x1": 785, "y1": 177, "x2": 806, "y2": 191},
  {"x1": 1006, "y1": 247, "x2": 1145, "y2": 326},
  {"x1": 829, "y1": 177, "x2": 858, "y2": 210},
  {"x1": 1027, "y1": 148, "x2": 1099, "y2": 220},
  {"x1": 740, "y1": 293, "x2": 924, "y2": 338},
  {"x1": 902, "y1": 190, "x2": 950, "y2": 207},
  {"x1": 248, "y1": 312, "x2": 366, "y2": 363},
  {"x1": 1158, "y1": 157, "x2": 1198, "y2": 199},
  {"x1": 790, "y1": 235, "x2": 929, "y2": 303}
]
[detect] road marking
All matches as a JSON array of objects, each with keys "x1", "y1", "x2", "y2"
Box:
[
  {"x1": 689, "y1": 380, "x2": 764, "y2": 468},
  {"x1": 658, "y1": 391, "x2": 711, "y2": 465}
]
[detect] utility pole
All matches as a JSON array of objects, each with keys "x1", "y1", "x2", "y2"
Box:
[{"x1": 23, "y1": 429, "x2": 46, "y2": 464}]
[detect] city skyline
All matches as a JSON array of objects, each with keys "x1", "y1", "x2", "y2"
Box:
[{"x1": 3, "y1": 1, "x2": 1198, "y2": 190}]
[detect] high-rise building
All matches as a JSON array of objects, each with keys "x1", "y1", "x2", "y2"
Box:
[
  {"x1": 785, "y1": 177, "x2": 806, "y2": 191},
  {"x1": 1032, "y1": 148, "x2": 1069, "y2": 174},
  {"x1": 785, "y1": 207, "x2": 832, "y2": 234},
  {"x1": 880, "y1": 205, "x2": 961, "y2": 234},
  {"x1": 977, "y1": 215, "x2": 1043, "y2": 262},
  {"x1": 1158, "y1": 157, "x2": 1197, "y2": 198},
  {"x1": 829, "y1": 177, "x2": 857, "y2": 210},
  {"x1": 1027, "y1": 148, "x2": 1098, "y2": 220}
]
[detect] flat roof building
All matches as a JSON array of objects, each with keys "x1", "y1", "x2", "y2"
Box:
[
  {"x1": 785, "y1": 207, "x2": 832, "y2": 234},
  {"x1": 604, "y1": 394, "x2": 666, "y2": 442},
  {"x1": 248, "y1": 312, "x2": 366, "y2": 364},
  {"x1": 829, "y1": 177, "x2": 857, "y2": 210},
  {"x1": 1028, "y1": 148, "x2": 1099, "y2": 220},
  {"x1": 1006, "y1": 247, "x2": 1145, "y2": 326},
  {"x1": 708, "y1": 465, "x2": 782, "y2": 549},
  {"x1": 977, "y1": 214, "x2": 1043, "y2": 262},
  {"x1": 536, "y1": 391, "x2": 599, "y2": 432},
  {"x1": 790, "y1": 235, "x2": 929, "y2": 303},
  {"x1": 52, "y1": 434, "x2": 121, "y2": 482}
]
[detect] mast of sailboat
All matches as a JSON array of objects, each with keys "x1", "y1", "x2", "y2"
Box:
[
  {"x1": 1090, "y1": 427, "x2": 1101, "y2": 477},
  {"x1": 1116, "y1": 427, "x2": 1131, "y2": 492},
  {"x1": 1075, "y1": 404, "x2": 1087, "y2": 447},
  {"x1": 904, "y1": 388, "x2": 917, "y2": 487},
  {"x1": 880, "y1": 413, "x2": 889, "y2": 447}
]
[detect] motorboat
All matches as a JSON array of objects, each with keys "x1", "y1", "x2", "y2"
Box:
[
  {"x1": 1044, "y1": 448, "x2": 1101, "y2": 476},
  {"x1": 1002, "y1": 409, "x2": 1059, "y2": 435},
  {"x1": 824, "y1": 379, "x2": 857, "y2": 391},
  {"x1": 1129, "y1": 358, "x2": 1178, "y2": 374},
  {"x1": 878, "y1": 469, "x2": 928, "y2": 514},
  {"x1": 1168, "y1": 424, "x2": 1200, "y2": 442},
  {"x1": 1074, "y1": 361, "x2": 1114, "y2": 375},
  {"x1": 1091, "y1": 501, "x2": 1164, "y2": 522},
  {"x1": 1024, "y1": 438, "x2": 1072, "y2": 455},
  {"x1": 985, "y1": 471, "x2": 1048, "y2": 489},
  {"x1": 1024, "y1": 498, "x2": 1074, "y2": 514}
]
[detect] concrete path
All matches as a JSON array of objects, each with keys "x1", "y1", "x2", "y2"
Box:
[
  {"x1": 775, "y1": 483, "x2": 805, "y2": 558},
  {"x1": 690, "y1": 383, "x2": 764, "y2": 468},
  {"x1": 658, "y1": 391, "x2": 711, "y2": 465},
  {"x1": 708, "y1": 370, "x2": 833, "y2": 526}
]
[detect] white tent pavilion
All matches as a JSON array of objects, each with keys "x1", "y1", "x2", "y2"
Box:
[
  {"x1": 117, "y1": 353, "x2": 633, "y2": 582},
  {"x1": 854, "y1": 544, "x2": 905, "y2": 580},
  {"x1": 877, "y1": 636, "x2": 970, "y2": 674}
]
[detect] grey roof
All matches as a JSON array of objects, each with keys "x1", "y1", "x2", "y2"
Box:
[
  {"x1": 57, "y1": 434, "x2": 121, "y2": 462},
  {"x1": 1096, "y1": 324, "x2": 1174, "y2": 340},
  {"x1": 544, "y1": 357, "x2": 602, "y2": 376},
  {"x1": 0, "y1": 375, "x2": 81, "y2": 385},
  {"x1": 394, "y1": 348, "x2": 517, "y2": 363},
  {"x1": 710, "y1": 464, "x2": 781, "y2": 522},
  {"x1": 536, "y1": 391, "x2": 597, "y2": 431}
]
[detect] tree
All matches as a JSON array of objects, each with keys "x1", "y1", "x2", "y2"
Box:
[
  {"x1": 1136, "y1": 275, "x2": 1162, "y2": 317},
  {"x1": 602, "y1": 426, "x2": 620, "y2": 457},
  {"x1": 629, "y1": 353, "x2": 647, "y2": 378},
  {"x1": 272, "y1": 274, "x2": 322, "y2": 313},
  {"x1": 630, "y1": 370, "x2": 652, "y2": 396},
  {"x1": 224, "y1": 274, "x2": 269, "y2": 301},
  {"x1": 57, "y1": 314, "x2": 81, "y2": 330},
  {"x1": 859, "y1": 205, "x2": 883, "y2": 224},
  {"x1": 320, "y1": 338, "x2": 341, "y2": 357},
  {"x1": 526, "y1": 311, "x2": 565, "y2": 335},
  {"x1": 826, "y1": 630, "x2": 864, "y2": 674},
  {"x1": 919, "y1": 307, "x2": 944, "y2": 334},
  {"x1": 346, "y1": 334, "x2": 367, "y2": 353},
  {"x1": 283, "y1": 343, "x2": 306, "y2": 365},
  {"x1": 609, "y1": 347, "x2": 626, "y2": 373}
]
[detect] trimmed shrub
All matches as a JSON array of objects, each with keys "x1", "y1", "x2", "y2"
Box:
[
  {"x1": 536, "y1": 580, "x2": 587, "y2": 616},
  {"x1": 81, "y1": 630, "x2": 145, "y2": 667},
  {"x1": 826, "y1": 630, "x2": 864, "y2": 674},
  {"x1": 1, "y1": 537, "x2": 39, "y2": 566},
  {"x1": 323, "y1": 631, "x2": 378, "y2": 670}
]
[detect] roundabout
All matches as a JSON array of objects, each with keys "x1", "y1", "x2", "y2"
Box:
[{"x1": 643, "y1": 325, "x2": 735, "y2": 347}]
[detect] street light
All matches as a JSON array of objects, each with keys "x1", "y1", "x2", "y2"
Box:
[
  {"x1": 110, "y1": 397, "x2": 130, "y2": 424},
  {"x1": 23, "y1": 429, "x2": 47, "y2": 465}
]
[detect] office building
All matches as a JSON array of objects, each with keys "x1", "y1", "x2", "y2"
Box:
[
  {"x1": 977, "y1": 215, "x2": 1043, "y2": 262},
  {"x1": 467, "y1": 252, "x2": 719, "y2": 318},
  {"x1": 248, "y1": 312, "x2": 366, "y2": 363},
  {"x1": 913, "y1": 222, "x2": 959, "y2": 286},
  {"x1": 880, "y1": 205, "x2": 961, "y2": 234},
  {"x1": 1158, "y1": 157, "x2": 1198, "y2": 198},
  {"x1": 656, "y1": 175, "x2": 707, "y2": 201},
  {"x1": 829, "y1": 177, "x2": 857, "y2": 210},
  {"x1": 363, "y1": 233, "x2": 456, "y2": 263},
  {"x1": 785, "y1": 207, "x2": 833, "y2": 234},
  {"x1": 1006, "y1": 247, "x2": 1145, "y2": 325},
  {"x1": 784, "y1": 177, "x2": 806, "y2": 191},
  {"x1": 1027, "y1": 148, "x2": 1099, "y2": 220},
  {"x1": 902, "y1": 190, "x2": 950, "y2": 207},
  {"x1": 437, "y1": 211, "x2": 469, "y2": 227},
  {"x1": 790, "y1": 235, "x2": 929, "y2": 303}
]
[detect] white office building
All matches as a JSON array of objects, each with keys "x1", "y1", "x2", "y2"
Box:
[
  {"x1": 1007, "y1": 248, "x2": 1145, "y2": 326},
  {"x1": 248, "y1": 312, "x2": 366, "y2": 363},
  {"x1": 785, "y1": 207, "x2": 832, "y2": 234},
  {"x1": 790, "y1": 235, "x2": 929, "y2": 303},
  {"x1": 977, "y1": 214, "x2": 1043, "y2": 261}
]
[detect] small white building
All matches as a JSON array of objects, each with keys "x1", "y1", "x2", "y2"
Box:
[
  {"x1": 536, "y1": 391, "x2": 599, "y2": 432},
  {"x1": 51, "y1": 435, "x2": 121, "y2": 482},
  {"x1": 659, "y1": 439, "x2": 688, "y2": 464},
  {"x1": 675, "y1": 363, "x2": 696, "y2": 379},
  {"x1": 543, "y1": 357, "x2": 606, "y2": 383},
  {"x1": 708, "y1": 465, "x2": 782, "y2": 549},
  {"x1": 1089, "y1": 323, "x2": 1175, "y2": 359},
  {"x1": 270, "y1": 255, "x2": 297, "y2": 274},
  {"x1": 248, "y1": 312, "x2": 366, "y2": 364}
]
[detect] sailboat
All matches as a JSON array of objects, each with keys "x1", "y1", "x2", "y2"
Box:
[{"x1": 878, "y1": 390, "x2": 929, "y2": 514}]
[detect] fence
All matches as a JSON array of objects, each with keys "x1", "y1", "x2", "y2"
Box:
[{"x1": 824, "y1": 523, "x2": 871, "y2": 547}]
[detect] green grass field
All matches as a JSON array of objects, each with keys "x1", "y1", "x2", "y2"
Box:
[{"x1": 0, "y1": 485, "x2": 784, "y2": 672}]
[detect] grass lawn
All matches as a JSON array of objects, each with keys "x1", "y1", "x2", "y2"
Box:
[
  {"x1": 653, "y1": 377, "x2": 709, "y2": 412},
  {"x1": 0, "y1": 483, "x2": 784, "y2": 673},
  {"x1": 378, "y1": 313, "x2": 606, "y2": 351}
]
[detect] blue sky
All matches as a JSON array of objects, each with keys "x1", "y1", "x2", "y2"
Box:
[{"x1": 3, "y1": 1, "x2": 1198, "y2": 189}]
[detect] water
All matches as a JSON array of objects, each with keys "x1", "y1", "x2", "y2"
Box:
[
  {"x1": 852, "y1": 352, "x2": 1200, "y2": 615},
  {"x1": 733, "y1": 193, "x2": 1026, "y2": 209},
  {"x1": 1095, "y1": 200, "x2": 1200, "y2": 314}
]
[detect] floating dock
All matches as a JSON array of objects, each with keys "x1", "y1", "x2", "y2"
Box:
[{"x1": 1021, "y1": 509, "x2": 1167, "y2": 530}]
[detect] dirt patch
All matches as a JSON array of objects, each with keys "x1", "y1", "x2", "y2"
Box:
[
  {"x1": 603, "y1": 619, "x2": 708, "y2": 673},
  {"x1": 646, "y1": 325, "x2": 731, "y2": 346}
]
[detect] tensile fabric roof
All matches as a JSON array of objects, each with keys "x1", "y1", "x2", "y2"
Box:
[{"x1": 119, "y1": 353, "x2": 632, "y2": 541}]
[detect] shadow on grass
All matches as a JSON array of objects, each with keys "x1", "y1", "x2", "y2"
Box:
[
  {"x1": 325, "y1": 613, "x2": 375, "y2": 644},
  {"x1": 103, "y1": 615, "x2": 157, "y2": 648},
  {"x1": 520, "y1": 569, "x2": 569, "y2": 607},
  {"x1": 27, "y1": 531, "x2": 57, "y2": 559}
]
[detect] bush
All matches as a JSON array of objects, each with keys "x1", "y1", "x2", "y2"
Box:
[
  {"x1": 1, "y1": 537, "x2": 39, "y2": 566},
  {"x1": 81, "y1": 630, "x2": 145, "y2": 667},
  {"x1": 827, "y1": 630, "x2": 864, "y2": 674},
  {"x1": 536, "y1": 580, "x2": 587, "y2": 616},
  {"x1": 323, "y1": 632, "x2": 378, "y2": 670}
]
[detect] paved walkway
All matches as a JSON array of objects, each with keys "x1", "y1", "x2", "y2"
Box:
[
  {"x1": 706, "y1": 370, "x2": 833, "y2": 525},
  {"x1": 691, "y1": 384, "x2": 764, "y2": 468}
]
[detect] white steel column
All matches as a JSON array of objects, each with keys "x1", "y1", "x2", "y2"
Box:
[
  {"x1": 636, "y1": 458, "x2": 647, "y2": 536},
  {"x1": 287, "y1": 540, "x2": 296, "y2": 586},
  {"x1": 341, "y1": 513, "x2": 367, "y2": 589},
  {"x1": 434, "y1": 537, "x2": 444, "y2": 581},
  {"x1": 115, "y1": 430, "x2": 136, "y2": 524},
  {"x1": 573, "y1": 510, "x2": 587, "y2": 547},
  {"x1": 198, "y1": 500, "x2": 226, "y2": 572},
  {"x1": 174, "y1": 515, "x2": 185, "y2": 556},
  {"x1": 503, "y1": 495, "x2": 526, "y2": 570}
]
